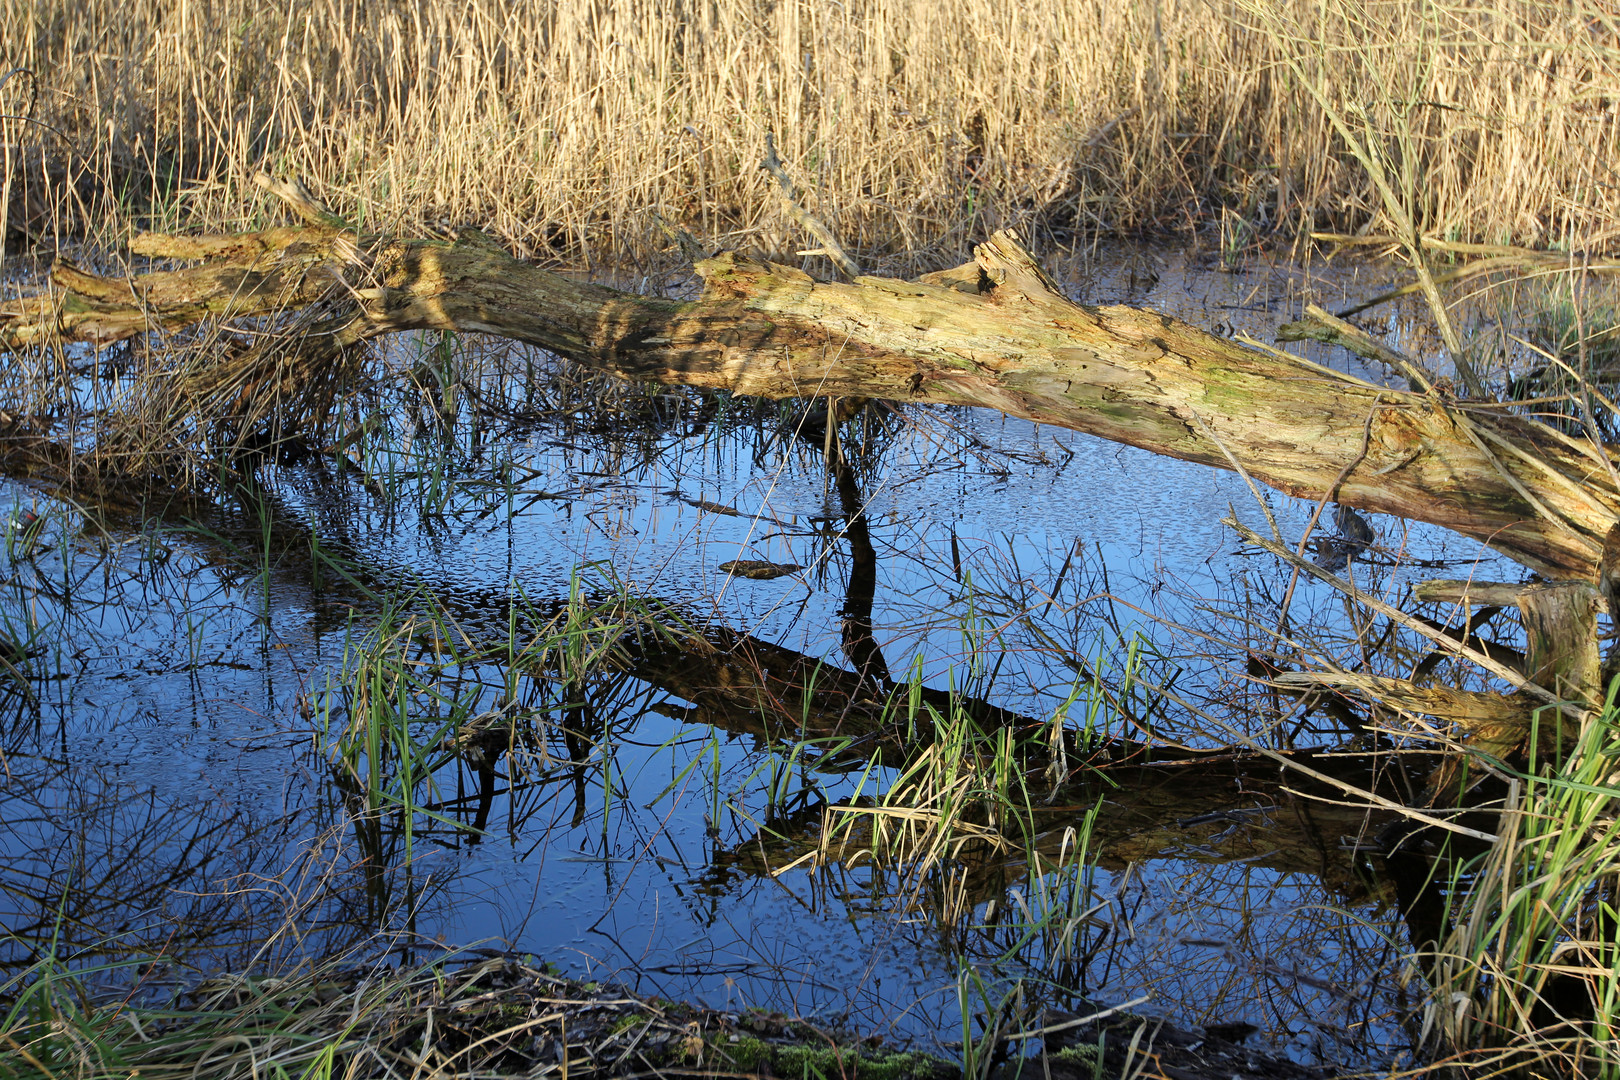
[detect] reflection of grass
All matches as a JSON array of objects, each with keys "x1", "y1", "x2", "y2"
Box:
[
  {"x1": 310, "y1": 564, "x2": 689, "y2": 848},
  {"x1": 818, "y1": 645, "x2": 1128, "y2": 888},
  {"x1": 299, "y1": 556, "x2": 1147, "y2": 1062},
  {"x1": 0, "y1": 499, "x2": 181, "y2": 722},
  {"x1": 1508, "y1": 288, "x2": 1620, "y2": 438},
  {"x1": 315, "y1": 593, "x2": 467, "y2": 851},
  {"x1": 806, "y1": 648, "x2": 1125, "y2": 1045}
]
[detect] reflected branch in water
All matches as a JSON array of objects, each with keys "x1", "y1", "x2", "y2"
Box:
[
  {"x1": 0, "y1": 755, "x2": 447, "y2": 984},
  {"x1": 832, "y1": 450, "x2": 893, "y2": 693}
]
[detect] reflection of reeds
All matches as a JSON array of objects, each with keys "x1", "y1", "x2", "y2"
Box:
[
  {"x1": 3, "y1": 0, "x2": 1615, "y2": 267},
  {"x1": 310, "y1": 564, "x2": 700, "y2": 852},
  {"x1": 810, "y1": 655, "x2": 1128, "y2": 968}
]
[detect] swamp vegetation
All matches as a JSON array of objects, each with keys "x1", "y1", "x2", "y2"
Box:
[{"x1": 3, "y1": 0, "x2": 1620, "y2": 1077}]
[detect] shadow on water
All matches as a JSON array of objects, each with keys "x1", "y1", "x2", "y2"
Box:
[{"x1": 0, "y1": 245, "x2": 1530, "y2": 1068}]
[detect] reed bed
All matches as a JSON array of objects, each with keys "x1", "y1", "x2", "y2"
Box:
[{"x1": 2, "y1": 0, "x2": 1616, "y2": 270}]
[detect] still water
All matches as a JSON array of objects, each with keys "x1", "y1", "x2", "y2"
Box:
[{"x1": 0, "y1": 245, "x2": 1517, "y2": 1067}]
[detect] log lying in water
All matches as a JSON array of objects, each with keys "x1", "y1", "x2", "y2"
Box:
[{"x1": 2, "y1": 184, "x2": 1615, "y2": 580}]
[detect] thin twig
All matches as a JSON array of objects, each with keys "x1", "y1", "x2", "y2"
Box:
[
  {"x1": 759, "y1": 134, "x2": 861, "y2": 281},
  {"x1": 1278, "y1": 304, "x2": 1437, "y2": 392},
  {"x1": 1273, "y1": 398, "x2": 1382, "y2": 636},
  {"x1": 1226, "y1": 516, "x2": 1566, "y2": 710},
  {"x1": 1450, "y1": 410, "x2": 1587, "y2": 543},
  {"x1": 1000, "y1": 996, "x2": 1154, "y2": 1043},
  {"x1": 1190, "y1": 411, "x2": 1281, "y2": 542}
]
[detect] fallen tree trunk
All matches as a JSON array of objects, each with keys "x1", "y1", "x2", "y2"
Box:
[{"x1": 2, "y1": 185, "x2": 1615, "y2": 579}]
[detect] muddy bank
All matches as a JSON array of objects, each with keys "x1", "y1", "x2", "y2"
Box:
[{"x1": 3, "y1": 951, "x2": 1341, "y2": 1080}]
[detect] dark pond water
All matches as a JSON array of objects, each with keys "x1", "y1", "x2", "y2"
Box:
[{"x1": 0, "y1": 244, "x2": 1521, "y2": 1068}]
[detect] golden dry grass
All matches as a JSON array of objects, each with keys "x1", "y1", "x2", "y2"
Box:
[{"x1": 2, "y1": 0, "x2": 1616, "y2": 270}]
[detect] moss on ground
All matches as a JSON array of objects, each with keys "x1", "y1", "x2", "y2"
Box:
[
  {"x1": 1052, "y1": 1043, "x2": 1100, "y2": 1065},
  {"x1": 707, "y1": 1035, "x2": 948, "y2": 1080}
]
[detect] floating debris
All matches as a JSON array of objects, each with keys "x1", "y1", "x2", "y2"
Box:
[
  {"x1": 718, "y1": 559, "x2": 803, "y2": 580},
  {"x1": 667, "y1": 489, "x2": 746, "y2": 516},
  {"x1": 1334, "y1": 504, "x2": 1375, "y2": 551},
  {"x1": 1311, "y1": 537, "x2": 1354, "y2": 573},
  {"x1": 1313, "y1": 505, "x2": 1376, "y2": 571}
]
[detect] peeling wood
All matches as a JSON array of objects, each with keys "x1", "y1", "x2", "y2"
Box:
[
  {"x1": 1413, "y1": 580, "x2": 1538, "y2": 606},
  {"x1": 1271, "y1": 671, "x2": 1533, "y2": 729}
]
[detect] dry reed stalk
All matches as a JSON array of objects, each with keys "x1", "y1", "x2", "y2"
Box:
[{"x1": 1, "y1": 0, "x2": 1615, "y2": 272}]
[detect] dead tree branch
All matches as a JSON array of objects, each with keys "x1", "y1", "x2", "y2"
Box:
[{"x1": 3, "y1": 191, "x2": 1616, "y2": 580}]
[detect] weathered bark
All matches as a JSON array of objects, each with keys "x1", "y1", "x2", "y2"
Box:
[
  {"x1": 4, "y1": 216, "x2": 1616, "y2": 579},
  {"x1": 1271, "y1": 671, "x2": 1537, "y2": 729}
]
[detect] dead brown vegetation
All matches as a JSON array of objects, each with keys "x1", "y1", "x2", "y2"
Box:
[{"x1": 3, "y1": 0, "x2": 1617, "y2": 268}]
